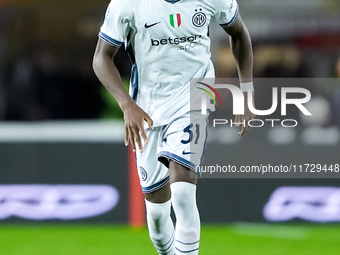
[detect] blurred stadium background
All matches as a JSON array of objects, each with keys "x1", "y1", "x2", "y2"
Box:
[{"x1": 0, "y1": 0, "x2": 340, "y2": 254}]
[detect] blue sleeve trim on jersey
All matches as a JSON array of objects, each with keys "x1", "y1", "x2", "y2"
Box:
[
  {"x1": 219, "y1": 5, "x2": 239, "y2": 28},
  {"x1": 142, "y1": 176, "x2": 170, "y2": 193},
  {"x1": 98, "y1": 32, "x2": 123, "y2": 47},
  {"x1": 157, "y1": 151, "x2": 201, "y2": 176}
]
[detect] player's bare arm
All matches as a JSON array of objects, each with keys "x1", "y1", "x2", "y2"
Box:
[
  {"x1": 223, "y1": 14, "x2": 255, "y2": 138},
  {"x1": 93, "y1": 39, "x2": 153, "y2": 152}
]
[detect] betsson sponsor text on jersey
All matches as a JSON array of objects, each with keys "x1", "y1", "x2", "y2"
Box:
[{"x1": 151, "y1": 35, "x2": 202, "y2": 46}]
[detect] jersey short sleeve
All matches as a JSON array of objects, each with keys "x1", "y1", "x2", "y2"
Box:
[
  {"x1": 214, "y1": 0, "x2": 239, "y2": 28},
  {"x1": 99, "y1": 0, "x2": 132, "y2": 48}
]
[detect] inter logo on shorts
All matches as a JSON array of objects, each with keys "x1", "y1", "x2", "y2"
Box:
[
  {"x1": 170, "y1": 13, "x2": 181, "y2": 28},
  {"x1": 140, "y1": 166, "x2": 147, "y2": 181}
]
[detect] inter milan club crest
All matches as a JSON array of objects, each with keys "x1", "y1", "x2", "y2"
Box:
[
  {"x1": 192, "y1": 8, "x2": 206, "y2": 27},
  {"x1": 170, "y1": 13, "x2": 181, "y2": 28},
  {"x1": 140, "y1": 166, "x2": 147, "y2": 181}
]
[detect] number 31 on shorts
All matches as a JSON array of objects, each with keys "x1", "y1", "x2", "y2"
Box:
[{"x1": 181, "y1": 124, "x2": 200, "y2": 144}]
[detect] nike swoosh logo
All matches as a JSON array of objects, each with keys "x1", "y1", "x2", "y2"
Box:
[
  {"x1": 145, "y1": 22, "x2": 161, "y2": 28},
  {"x1": 182, "y1": 151, "x2": 196, "y2": 155}
]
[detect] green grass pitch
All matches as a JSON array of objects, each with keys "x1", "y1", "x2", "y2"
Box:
[{"x1": 0, "y1": 223, "x2": 339, "y2": 255}]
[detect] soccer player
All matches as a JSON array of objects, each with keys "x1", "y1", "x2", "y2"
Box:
[{"x1": 93, "y1": 0, "x2": 254, "y2": 254}]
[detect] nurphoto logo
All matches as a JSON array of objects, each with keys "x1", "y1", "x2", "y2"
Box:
[{"x1": 198, "y1": 82, "x2": 312, "y2": 128}]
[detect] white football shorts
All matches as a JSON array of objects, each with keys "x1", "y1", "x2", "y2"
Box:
[{"x1": 136, "y1": 110, "x2": 209, "y2": 193}]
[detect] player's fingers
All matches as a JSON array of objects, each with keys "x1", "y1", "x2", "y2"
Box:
[
  {"x1": 144, "y1": 114, "x2": 154, "y2": 130},
  {"x1": 235, "y1": 115, "x2": 241, "y2": 127},
  {"x1": 244, "y1": 119, "x2": 250, "y2": 133},
  {"x1": 132, "y1": 126, "x2": 143, "y2": 153},
  {"x1": 128, "y1": 126, "x2": 137, "y2": 152},
  {"x1": 124, "y1": 125, "x2": 129, "y2": 146},
  {"x1": 246, "y1": 113, "x2": 255, "y2": 132},
  {"x1": 140, "y1": 126, "x2": 148, "y2": 145},
  {"x1": 239, "y1": 120, "x2": 251, "y2": 137},
  {"x1": 238, "y1": 127, "x2": 247, "y2": 138}
]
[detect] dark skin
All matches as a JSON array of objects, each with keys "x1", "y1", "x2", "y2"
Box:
[{"x1": 93, "y1": 14, "x2": 254, "y2": 203}]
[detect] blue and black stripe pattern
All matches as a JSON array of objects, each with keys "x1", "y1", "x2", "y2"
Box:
[
  {"x1": 220, "y1": 5, "x2": 239, "y2": 28},
  {"x1": 154, "y1": 232, "x2": 175, "y2": 255},
  {"x1": 98, "y1": 31, "x2": 123, "y2": 47},
  {"x1": 175, "y1": 239, "x2": 200, "y2": 254},
  {"x1": 142, "y1": 176, "x2": 170, "y2": 193},
  {"x1": 157, "y1": 151, "x2": 199, "y2": 175}
]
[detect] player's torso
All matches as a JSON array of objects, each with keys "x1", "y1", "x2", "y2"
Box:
[
  {"x1": 126, "y1": 0, "x2": 217, "y2": 124},
  {"x1": 128, "y1": 0, "x2": 215, "y2": 64}
]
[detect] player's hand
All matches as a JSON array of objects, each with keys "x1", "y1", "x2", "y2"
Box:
[
  {"x1": 235, "y1": 92, "x2": 256, "y2": 138},
  {"x1": 123, "y1": 102, "x2": 153, "y2": 153}
]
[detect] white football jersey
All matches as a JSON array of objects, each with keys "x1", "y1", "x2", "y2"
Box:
[{"x1": 100, "y1": 0, "x2": 239, "y2": 127}]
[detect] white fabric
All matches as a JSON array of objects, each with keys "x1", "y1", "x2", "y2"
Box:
[
  {"x1": 100, "y1": 0, "x2": 239, "y2": 127},
  {"x1": 145, "y1": 199, "x2": 176, "y2": 255},
  {"x1": 136, "y1": 111, "x2": 209, "y2": 193},
  {"x1": 171, "y1": 182, "x2": 200, "y2": 255},
  {"x1": 240, "y1": 82, "x2": 254, "y2": 92}
]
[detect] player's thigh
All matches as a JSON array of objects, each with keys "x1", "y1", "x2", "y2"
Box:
[
  {"x1": 144, "y1": 182, "x2": 171, "y2": 203},
  {"x1": 169, "y1": 160, "x2": 198, "y2": 185}
]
